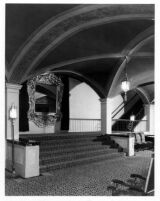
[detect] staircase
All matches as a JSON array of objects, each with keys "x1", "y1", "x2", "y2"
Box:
[
  {"x1": 112, "y1": 94, "x2": 144, "y2": 132},
  {"x1": 19, "y1": 133, "x2": 124, "y2": 173}
]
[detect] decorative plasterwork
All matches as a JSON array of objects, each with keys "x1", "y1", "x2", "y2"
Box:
[
  {"x1": 27, "y1": 73, "x2": 63, "y2": 127},
  {"x1": 8, "y1": 4, "x2": 154, "y2": 83}
]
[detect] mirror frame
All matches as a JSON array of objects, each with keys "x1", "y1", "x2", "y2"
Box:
[{"x1": 27, "y1": 72, "x2": 63, "y2": 127}]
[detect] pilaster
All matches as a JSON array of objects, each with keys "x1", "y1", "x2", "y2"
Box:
[
  {"x1": 6, "y1": 83, "x2": 22, "y2": 140},
  {"x1": 100, "y1": 98, "x2": 112, "y2": 134}
]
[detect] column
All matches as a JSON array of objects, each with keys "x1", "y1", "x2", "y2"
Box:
[
  {"x1": 144, "y1": 104, "x2": 154, "y2": 134},
  {"x1": 100, "y1": 98, "x2": 112, "y2": 134},
  {"x1": 6, "y1": 83, "x2": 22, "y2": 140}
]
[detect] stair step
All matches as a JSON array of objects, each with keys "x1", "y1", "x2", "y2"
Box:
[
  {"x1": 20, "y1": 133, "x2": 100, "y2": 141},
  {"x1": 40, "y1": 152, "x2": 124, "y2": 172},
  {"x1": 39, "y1": 140, "x2": 106, "y2": 150},
  {"x1": 39, "y1": 138, "x2": 98, "y2": 145},
  {"x1": 40, "y1": 141, "x2": 102, "y2": 147},
  {"x1": 40, "y1": 141, "x2": 102, "y2": 149},
  {"x1": 39, "y1": 135, "x2": 113, "y2": 145},
  {"x1": 40, "y1": 144, "x2": 111, "y2": 156},
  {"x1": 40, "y1": 148, "x2": 119, "y2": 165}
]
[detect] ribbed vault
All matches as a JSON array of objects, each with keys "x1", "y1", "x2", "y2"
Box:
[{"x1": 6, "y1": 4, "x2": 154, "y2": 100}]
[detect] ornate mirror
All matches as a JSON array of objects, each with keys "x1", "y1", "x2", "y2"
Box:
[{"x1": 27, "y1": 72, "x2": 63, "y2": 127}]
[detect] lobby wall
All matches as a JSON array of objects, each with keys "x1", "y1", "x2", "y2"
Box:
[{"x1": 69, "y1": 78, "x2": 101, "y2": 119}]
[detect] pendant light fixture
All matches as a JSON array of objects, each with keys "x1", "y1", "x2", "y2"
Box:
[{"x1": 121, "y1": 56, "x2": 130, "y2": 101}]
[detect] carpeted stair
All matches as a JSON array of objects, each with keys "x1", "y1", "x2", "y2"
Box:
[{"x1": 19, "y1": 132, "x2": 124, "y2": 173}]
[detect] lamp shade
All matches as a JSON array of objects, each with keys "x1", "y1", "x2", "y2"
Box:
[
  {"x1": 9, "y1": 105, "x2": 17, "y2": 119},
  {"x1": 121, "y1": 80, "x2": 130, "y2": 93},
  {"x1": 130, "y1": 114, "x2": 135, "y2": 121}
]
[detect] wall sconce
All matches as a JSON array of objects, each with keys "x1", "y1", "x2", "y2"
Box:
[
  {"x1": 9, "y1": 104, "x2": 17, "y2": 175},
  {"x1": 121, "y1": 56, "x2": 130, "y2": 102}
]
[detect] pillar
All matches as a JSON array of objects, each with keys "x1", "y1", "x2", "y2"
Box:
[
  {"x1": 127, "y1": 134, "x2": 135, "y2": 156},
  {"x1": 6, "y1": 83, "x2": 22, "y2": 140},
  {"x1": 144, "y1": 104, "x2": 154, "y2": 134},
  {"x1": 100, "y1": 98, "x2": 112, "y2": 134}
]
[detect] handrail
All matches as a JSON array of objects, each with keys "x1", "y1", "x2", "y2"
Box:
[
  {"x1": 112, "y1": 101, "x2": 124, "y2": 115},
  {"x1": 112, "y1": 118, "x2": 147, "y2": 122},
  {"x1": 112, "y1": 94, "x2": 137, "y2": 119}
]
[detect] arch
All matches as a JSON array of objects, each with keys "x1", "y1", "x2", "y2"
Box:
[
  {"x1": 21, "y1": 53, "x2": 123, "y2": 83},
  {"x1": 23, "y1": 69, "x2": 106, "y2": 99},
  {"x1": 8, "y1": 4, "x2": 153, "y2": 83},
  {"x1": 107, "y1": 27, "x2": 154, "y2": 98},
  {"x1": 49, "y1": 70, "x2": 106, "y2": 99},
  {"x1": 135, "y1": 87, "x2": 151, "y2": 104}
]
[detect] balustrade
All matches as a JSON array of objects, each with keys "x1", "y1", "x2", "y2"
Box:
[{"x1": 69, "y1": 118, "x2": 101, "y2": 132}]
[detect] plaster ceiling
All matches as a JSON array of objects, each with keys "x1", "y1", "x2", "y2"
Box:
[
  {"x1": 5, "y1": 4, "x2": 154, "y2": 101},
  {"x1": 5, "y1": 4, "x2": 78, "y2": 63}
]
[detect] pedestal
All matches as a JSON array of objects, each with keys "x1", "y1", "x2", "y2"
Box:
[{"x1": 6, "y1": 141, "x2": 39, "y2": 178}]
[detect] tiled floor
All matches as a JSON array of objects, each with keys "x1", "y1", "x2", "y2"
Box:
[{"x1": 5, "y1": 150, "x2": 153, "y2": 196}]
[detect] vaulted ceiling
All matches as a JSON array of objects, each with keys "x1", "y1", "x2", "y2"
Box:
[{"x1": 5, "y1": 4, "x2": 154, "y2": 101}]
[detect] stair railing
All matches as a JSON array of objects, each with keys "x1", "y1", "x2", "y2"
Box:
[
  {"x1": 112, "y1": 118, "x2": 147, "y2": 132},
  {"x1": 112, "y1": 94, "x2": 137, "y2": 119}
]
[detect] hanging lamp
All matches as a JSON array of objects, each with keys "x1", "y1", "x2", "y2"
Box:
[{"x1": 121, "y1": 56, "x2": 130, "y2": 101}]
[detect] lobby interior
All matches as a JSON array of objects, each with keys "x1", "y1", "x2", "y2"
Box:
[{"x1": 5, "y1": 4, "x2": 155, "y2": 196}]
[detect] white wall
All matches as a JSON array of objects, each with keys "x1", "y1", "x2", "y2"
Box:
[
  {"x1": 69, "y1": 78, "x2": 100, "y2": 119},
  {"x1": 69, "y1": 78, "x2": 101, "y2": 132},
  {"x1": 111, "y1": 94, "x2": 124, "y2": 120}
]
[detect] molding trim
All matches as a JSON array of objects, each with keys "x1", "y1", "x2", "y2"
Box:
[{"x1": 6, "y1": 83, "x2": 22, "y2": 91}]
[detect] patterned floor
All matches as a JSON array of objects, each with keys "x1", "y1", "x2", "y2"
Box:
[{"x1": 5, "y1": 150, "x2": 153, "y2": 196}]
